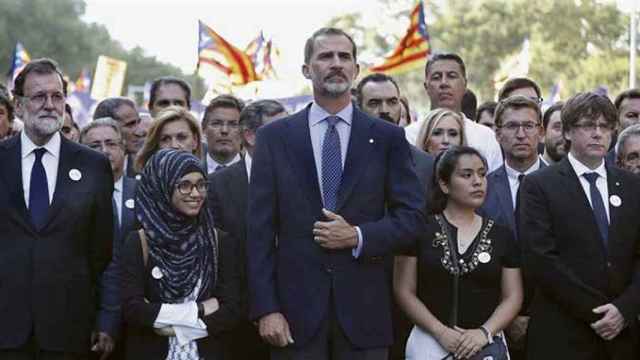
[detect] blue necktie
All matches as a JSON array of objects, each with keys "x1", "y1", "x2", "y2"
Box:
[
  {"x1": 322, "y1": 116, "x2": 342, "y2": 211},
  {"x1": 583, "y1": 172, "x2": 608, "y2": 247},
  {"x1": 29, "y1": 148, "x2": 49, "y2": 230}
]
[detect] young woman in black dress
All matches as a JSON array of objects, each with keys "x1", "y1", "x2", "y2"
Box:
[{"x1": 394, "y1": 146, "x2": 523, "y2": 359}]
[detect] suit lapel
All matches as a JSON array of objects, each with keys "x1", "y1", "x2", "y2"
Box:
[
  {"x1": 0, "y1": 136, "x2": 33, "y2": 233},
  {"x1": 336, "y1": 109, "x2": 374, "y2": 211},
  {"x1": 284, "y1": 108, "x2": 323, "y2": 210},
  {"x1": 42, "y1": 138, "x2": 80, "y2": 230},
  {"x1": 494, "y1": 167, "x2": 515, "y2": 228}
]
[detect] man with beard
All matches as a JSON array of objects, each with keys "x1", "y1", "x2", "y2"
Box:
[
  {"x1": 201, "y1": 94, "x2": 244, "y2": 174},
  {"x1": 615, "y1": 124, "x2": 640, "y2": 174},
  {"x1": 541, "y1": 102, "x2": 566, "y2": 165},
  {"x1": 355, "y1": 73, "x2": 434, "y2": 193},
  {"x1": 247, "y1": 27, "x2": 425, "y2": 359},
  {"x1": 0, "y1": 58, "x2": 113, "y2": 359},
  {"x1": 93, "y1": 97, "x2": 141, "y2": 178}
]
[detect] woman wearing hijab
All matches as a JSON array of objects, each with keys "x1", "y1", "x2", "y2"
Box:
[{"x1": 121, "y1": 149, "x2": 242, "y2": 359}]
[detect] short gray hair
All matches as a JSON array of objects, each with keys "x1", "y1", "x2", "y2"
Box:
[
  {"x1": 615, "y1": 123, "x2": 640, "y2": 155},
  {"x1": 79, "y1": 117, "x2": 124, "y2": 145}
]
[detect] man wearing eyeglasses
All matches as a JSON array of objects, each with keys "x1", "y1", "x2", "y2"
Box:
[
  {"x1": 479, "y1": 95, "x2": 546, "y2": 360},
  {"x1": 0, "y1": 58, "x2": 113, "y2": 359},
  {"x1": 80, "y1": 118, "x2": 139, "y2": 360},
  {"x1": 519, "y1": 92, "x2": 640, "y2": 359},
  {"x1": 94, "y1": 97, "x2": 142, "y2": 178},
  {"x1": 201, "y1": 95, "x2": 244, "y2": 174}
]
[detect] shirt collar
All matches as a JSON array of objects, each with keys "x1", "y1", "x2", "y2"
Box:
[
  {"x1": 114, "y1": 176, "x2": 123, "y2": 193},
  {"x1": 568, "y1": 152, "x2": 607, "y2": 179},
  {"x1": 21, "y1": 131, "x2": 61, "y2": 159},
  {"x1": 504, "y1": 158, "x2": 541, "y2": 181},
  {"x1": 309, "y1": 101, "x2": 353, "y2": 127},
  {"x1": 207, "y1": 153, "x2": 241, "y2": 170}
]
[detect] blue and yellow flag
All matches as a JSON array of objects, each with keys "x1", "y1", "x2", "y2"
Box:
[
  {"x1": 197, "y1": 20, "x2": 259, "y2": 85},
  {"x1": 369, "y1": 1, "x2": 431, "y2": 74},
  {"x1": 6, "y1": 42, "x2": 31, "y2": 90}
]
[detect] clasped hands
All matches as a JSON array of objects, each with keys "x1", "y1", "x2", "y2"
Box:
[
  {"x1": 591, "y1": 303, "x2": 625, "y2": 340},
  {"x1": 312, "y1": 209, "x2": 357, "y2": 250},
  {"x1": 437, "y1": 326, "x2": 489, "y2": 359}
]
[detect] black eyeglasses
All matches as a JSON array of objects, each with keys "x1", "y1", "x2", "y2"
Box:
[
  {"x1": 573, "y1": 121, "x2": 615, "y2": 133},
  {"x1": 175, "y1": 180, "x2": 208, "y2": 195}
]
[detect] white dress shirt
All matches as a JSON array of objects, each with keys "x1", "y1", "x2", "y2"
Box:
[
  {"x1": 113, "y1": 176, "x2": 123, "y2": 226},
  {"x1": 404, "y1": 114, "x2": 504, "y2": 172},
  {"x1": 504, "y1": 158, "x2": 541, "y2": 209},
  {"x1": 567, "y1": 152, "x2": 610, "y2": 222},
  {"x1": 245, "y1": 152, "x2": 253, "y2": 181},
  {"x1": 206, "y1": 153, "x2": 241, "y2": 174},
  {"x1": 21, "y1": 131, "x2": 61, "y2": 206},
  {"x1": 307, "y1": 102, "x2": 363, "y2": 257}
]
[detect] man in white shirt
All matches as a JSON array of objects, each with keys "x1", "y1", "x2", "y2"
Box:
[
  {"x1": 405, "y1": 53, "x2": 503, "y2": 172},
  {"x1": 201, "y1": 95, "x2": 244, "y2": 174},
  {"x1": 0, "y1": 58, "x2": 114, "y2": 359}
]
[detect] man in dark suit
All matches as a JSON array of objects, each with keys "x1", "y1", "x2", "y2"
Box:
[
  {"x1": 247, "y1": 27, "x2": 425, "y2": 359},
  {"x1": 355, "y1": 73, "x2": 434, "y2": 194},
  {"x1": 0, "y1": 58, "x2": 113, "y2": 359},
  {"x1": 479, "y1": 95, "x2": 546, "y2": 359},
  {"x1": 354, "y1": 72, "x2": 433, "y2": 360},
  {"x1": 201, "y1": 95, "x2": 245, "y2": 174},
  {"x1": 80, "y1": 117, "x2": 139, "y2": 359},
  {"x1": 208, "y1": 99, "x2": 287, "y2": 360},
  {"x1": 519, "y1": 92, "x2": 640, "y2": 359}
]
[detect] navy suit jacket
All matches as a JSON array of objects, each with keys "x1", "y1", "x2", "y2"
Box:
[
  {"x1": 246, "y1": 105, "x2": 425, "y2": 349},
  {"x1": 0, "y1": 135, "x2": 113, "y2": 353},
  {"x1": 518, "y1": 158, "x2": 640, "y2": 359},
  {"x1": 97, "y1": 176, "x2": 138, "y2": 337}
]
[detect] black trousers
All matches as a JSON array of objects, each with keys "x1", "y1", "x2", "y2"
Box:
[{"x1": 0, "y1": 335, "x2": 88, "y2": 360}]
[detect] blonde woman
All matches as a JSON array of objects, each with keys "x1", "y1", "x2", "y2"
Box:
[
  {"x1": 136, "y1": 106, "x2": 203, "y2": 171},
  {"x1": 416, "y1": 109, "x2": 466, "y2": 156}
]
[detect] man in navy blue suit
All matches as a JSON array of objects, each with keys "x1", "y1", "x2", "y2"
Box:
[
  {"x1": 0, "y1": 58, "x2": 113, "y2": 359},
  {"x1": 246, "y1": 27, "x2": 425, "y2": 359}
]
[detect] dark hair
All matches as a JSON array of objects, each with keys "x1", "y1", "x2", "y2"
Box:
[
  {"x1": 561, "y1": 92, "x2": 617, "y2": 135},
  {"x1": 355, "y1": 73, "x2": 400, "y2": 108},
  {"x1": 613, "y1": 88, "x2": 640, "y2": 114},
  {"x1": 425, "y1": 53, "x2": 467, "y2": 80},
  {"x1": 498, "y1": 77, "x2": 542, "y2": 101},
  {"x1": 461, "y1": 89, "x2": 477, "y2": 120},
  {"x1": 494, "y1": 95, "x2": 542, "y2": 128},
  {"x1": 13, "y1": 58, "x2": 67, "y2": 97},
  {"x1": 542, "y1": 101, "x2": 564, "y2": 130},
  {"x1": 304, "y1": 27, "x2": 357, "y2": 64},
  {"x1": 476, "y1": 101, "x2": 497, "y2": 122},
  {"x1": 149, "y1": 76, "x2": 192, "y2": 110},
  {"x1": 240, "y1": 99, "x2": 286, "y2": 132},
  {"x1": 64, "y1": 103, "x2": 78, "y2": 130},
  {"x1": 429, "y1": 146, "x2": 487, "y2": 214},
  {"x1": 202, "y1": 94, "x2": 245, "y2": 128},
  {"x1": 0, "y1": 92, "x2": 14, "y2": 122},
  {"x1": 94, "y1": 97, "x2": 137, "y2": 121}
]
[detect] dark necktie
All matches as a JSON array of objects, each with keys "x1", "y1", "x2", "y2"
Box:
[
  {"x1": 583, "y1": 172, "x2": 608, "y2": 246},
  {"x1": 29, "y1": 148, "x2": 49, "y2": 230},
  {"x1": 517, "y1": 174, "x2": 525, "y2": 183},
  {"x1": 322, "y1": 116, "x2": 342, "y2": 211}
]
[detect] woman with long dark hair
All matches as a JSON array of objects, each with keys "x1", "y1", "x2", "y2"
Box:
[
  {"x1": 121, "y1": 149, "x2": 242, "y2": 359},
  {"x1": 394, "y1": 146, "x2": 523, "y2": 359}
]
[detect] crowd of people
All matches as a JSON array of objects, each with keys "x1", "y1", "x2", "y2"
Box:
[{"x1": 0, "y1": 25, "x2": 639, "y2": 360}]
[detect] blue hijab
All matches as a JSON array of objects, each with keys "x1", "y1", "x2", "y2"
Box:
[{"x1": 135, "y1": 149, "x2": 217, "y2": 302}]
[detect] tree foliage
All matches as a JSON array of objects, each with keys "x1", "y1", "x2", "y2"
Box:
[
  {"x1": 0, "y1": 0, "x2": 205, "y2": 99},
  {"x1": 328, "y1": 0, "x2": 637, "y2": 112}
]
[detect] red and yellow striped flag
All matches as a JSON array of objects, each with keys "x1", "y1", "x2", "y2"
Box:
[{"x1": 369, "y1": 1, "x2": 431, "y2": 74}]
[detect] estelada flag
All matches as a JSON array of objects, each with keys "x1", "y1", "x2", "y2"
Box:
[
  {"x1": 197, "y1": 20, "x2": 259, "y2": 85},
  {"x1": 369, "y1": 1, "x2": 431, "y2": 74},
  {"x1": 6, "y1": 41, "x2": 31, "y2": 91}
]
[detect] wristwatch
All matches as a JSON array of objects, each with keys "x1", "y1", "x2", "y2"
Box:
[{"x1": 197, "y1": 302, "x2": 205, "y2": 319}]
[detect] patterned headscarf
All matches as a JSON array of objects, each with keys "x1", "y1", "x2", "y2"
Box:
[{"x1": 135, "y1": 149, "x2": 217, "y2": 302}]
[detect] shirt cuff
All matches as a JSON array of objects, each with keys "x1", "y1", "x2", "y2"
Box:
[
  {"x1": 352, "y1": 226, "x2": 363, "y2": 258},
  {"x1": 153, "y1": 302, "x2": 200, "y2": 328}
]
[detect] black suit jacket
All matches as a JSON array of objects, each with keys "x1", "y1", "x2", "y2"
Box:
[
  {"x1": 0, "y1": 135, "x2": 114, "y2": 353},
  {"x1": 410, "y1": 145, "x2": 434, "y2": 198},
  {"x1": 518, "y1": 158, "x2": 640, "y2": 359},
  {"x1": 121, "y1": 229, "x2": 243, "y2": 359}
]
